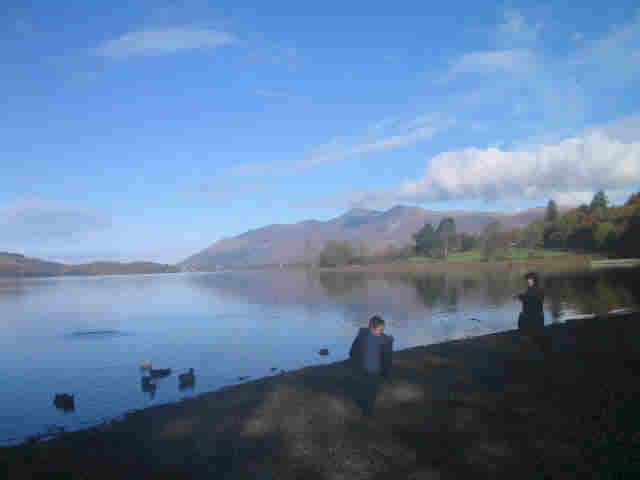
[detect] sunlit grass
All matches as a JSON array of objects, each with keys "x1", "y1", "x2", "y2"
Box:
[{"x1": 407, "y1": 248, "x2": 576, "y2": 263}]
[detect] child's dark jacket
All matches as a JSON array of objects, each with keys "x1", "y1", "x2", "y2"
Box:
[{"x1": 349, "y1": 328, "x2": 393, "y2": 379}]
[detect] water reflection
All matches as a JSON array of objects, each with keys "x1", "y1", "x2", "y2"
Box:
[
  {"x1": 317, "y1": 272, "x2": 368, "y2": 297},
  {"x1": 188, "y1": 266, "x2": 640, "y2": 325},
  {"x1": 544, "y1": 268, "x2": 640, "y2": 317}
]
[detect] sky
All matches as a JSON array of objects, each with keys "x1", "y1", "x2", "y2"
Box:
[{"x1": 1, "y1": 0, "x2": 640, "y2": 263}]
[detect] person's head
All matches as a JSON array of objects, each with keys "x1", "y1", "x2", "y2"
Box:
[
  {"x1": 525, "y1": 272, "x2": 539, "y2": 287},
  {"x1": 369, "y1": 315, "x2": 385, "y2": 336}
]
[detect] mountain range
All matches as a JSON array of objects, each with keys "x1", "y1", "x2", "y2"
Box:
[
  {"x1": 181, "y1": 205, "x2": 556, "y2": 269},
  {"x1": 0, "y1": 252, "x2": 179, "y2": 277}
]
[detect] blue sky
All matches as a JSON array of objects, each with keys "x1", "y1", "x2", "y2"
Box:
[{"x1": 2, "y1": 1, "x2": 640, "y2": 263}]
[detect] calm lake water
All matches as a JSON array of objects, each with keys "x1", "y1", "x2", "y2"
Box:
[{"x1": 1, "y1": 267, "x2": 639, "y2": 445}]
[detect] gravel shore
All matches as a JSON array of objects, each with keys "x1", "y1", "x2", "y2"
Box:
[{"x1": 3, "y1": 313, "x2": 640, "y2": 479}]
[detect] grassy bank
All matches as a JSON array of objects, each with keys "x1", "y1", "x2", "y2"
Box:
[
  {"x1": 318, "y1": 250, "x2": 595, "y2": 275},
  {"x1": 403, "y1": 247, "x2": 593, "y2": 263},
  {"x1": 3, "y1": 312, "x2": 640, "y2": 479}
]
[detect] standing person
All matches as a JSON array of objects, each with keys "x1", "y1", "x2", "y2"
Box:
[
  {"x1": 515, "y1": 272, "x2": 548, "y2": 351},
  {"x1": 349, "y1": 315, "x2": 394, "y2": 417}
]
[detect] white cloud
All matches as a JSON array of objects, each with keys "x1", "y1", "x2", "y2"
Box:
[
  {"x1": 497, "y1": 9, "x2": 541, "y2": 46},
  {"x1": 586, "y1": 113, "x2": 640, "y2": 143},
  {"x1": 551, "y1": 191, "x2": 596, "y2": 206},
  {"x1": 321, "y1": 116, "x2": 640, "y2": 209},
  {"x1": 182, "y1": 182, "x2": 269, "y2": 201},
  {"x1": 0, "y1": 199, "x2": 111, "y2": 245},
  {"x1": 437, "y1": 9, "x2": 540, "y2": 84},
  {"x1": 397, "y1": 130, "x2": 640, "y2": 203},
  {"x1": 95, "y1": 26, "x2": 238, "y2": 59},
  {"x1": 254, "y1": 89, "x2": 287, "y2": 98},
  {"x1": 230, "y1": 113, "x2": 454, "y2": 176},
  {"x1": 450, "y1": 48, "x2": 535, "y2": 75},
  {"x1": 570, "y1": 13, "x2": 640, "y2": 87},
  {"x1": 297, "y1": 125, "x2": 438, "y2": 170}
]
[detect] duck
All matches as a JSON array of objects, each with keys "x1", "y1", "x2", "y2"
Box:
[
  {"x1": 178, "y1": 368, "x2": 195, "y2": 386},
  {"x1": 141, "y1": 376, "x2": 157, "y2": 396},
  {"x1": 149, "y1": 368, "x2": 171, "y2": 378},
  {"x1": 53, "y1": 393, "x2": 74, "y2": 412}
]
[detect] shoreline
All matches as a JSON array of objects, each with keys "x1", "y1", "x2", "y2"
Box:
[
  {"x1": 4, "y1": 312, "x2": 640, "y2": 478},
  {"x1": 312, "y1": 257, "x2": 593, "y2": 274}
]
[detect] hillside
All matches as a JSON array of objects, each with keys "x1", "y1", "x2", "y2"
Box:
[
  {"x1": 181, "y1": 205, "x2": 558, "y2": 269},
  {"x1": 0, "y1": 252, "x2": 178, "y2": 277}
]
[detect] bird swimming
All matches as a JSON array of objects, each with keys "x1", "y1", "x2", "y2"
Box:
[{"x1": 178, "y1": 368, "x2": 195, "y2": 386}]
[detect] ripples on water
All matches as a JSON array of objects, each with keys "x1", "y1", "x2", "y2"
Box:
[{"x1": 0, "y1": 267, "x2": 638, "y2": 445}]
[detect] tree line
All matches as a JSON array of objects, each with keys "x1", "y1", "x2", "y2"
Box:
[
  {"x1": 524, "y1": 190, "x2": 640, "y2": 257},
  {"x1": 317, "y1": 190, "x2": 640, "y2": 267}
]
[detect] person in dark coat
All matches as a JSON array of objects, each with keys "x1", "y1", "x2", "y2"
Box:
[
  {"x1": 515, "y1": 272, "x2": 549, "y2": 351},
  {"x1": 349, "y1": 315, "x2": 394, "y2": 417}
]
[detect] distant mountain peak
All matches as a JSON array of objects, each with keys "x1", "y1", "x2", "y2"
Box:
[
  {"x1": 386, "y1": 205, "x2": 423, "y2": 214},
  {"x1": 343, "y1": 207, "x2": 380, "y2": 217}
]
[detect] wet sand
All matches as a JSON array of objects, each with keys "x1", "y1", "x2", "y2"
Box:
[{"x1": 3, "y1": 313, "x2": 640, "y2": 479}]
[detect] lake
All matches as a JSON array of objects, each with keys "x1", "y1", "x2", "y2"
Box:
[{"x1": 1, "y1": 266, "x2": 639, "y2": 445}]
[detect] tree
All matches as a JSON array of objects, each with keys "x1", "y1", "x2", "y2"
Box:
[
  {"x1": 615, "y1": 213, "x2": 640, "y2": 258},
  {"x1": 545, "y1": 199, "x2": 559, "y2": 223},
  {"x1": 566, "y1": 226, "x2": 596, "y2": 251},
  {"x1": 413, "y1": 223, "x2": 438, "y2": 256},
  {"x1": 522, "y1": 219, "x2": 544, "y2": 248},
  {"x1": 546, "y1": 230, "x2": 565, "y2": 249},
  {"x1": 459, "y1": 233, "x2": 477, "y2": 251},
  {"x1": 436, "y1": 217, "x2": 456, "y2": 258},
  {"x1": 482, "y1": 221, "x2": 508, "y2": 261},
  {"x1": 590, "y1": 189, "x2": 608, "y2": 212},
  {"x1": 594, "y1": 222, "x2": 617, "y2": 250},
  {"x1": 318, "y1": 240, "x2": 355, "y2": 267},
  {"x1": 543, "y1": 225, "x2": 565, "y2": 249},
  {"x1": 436, "y1": 217, "x2": 456, "y2": 235}
]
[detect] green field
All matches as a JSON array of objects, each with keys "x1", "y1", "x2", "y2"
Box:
[{"x1": 406, "y1": 248, "x2": 578, "y2": 263}]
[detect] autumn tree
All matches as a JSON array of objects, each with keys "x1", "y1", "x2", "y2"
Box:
[
  {"x1": 545, "y1": 199, "x2": 559, "y2": 223},
  {"x1": 522, "y1": 219, "x2": 544, "y2": 248},
  {"x1": 413, "y1": 223, "x2": 439, "y2": 256},
  {"x1": 614, "y1": 213, "x2": 640, "y2": 258},
  {"x1": 318, "y1": 240, "x2": 355, "y2": 267},
  {"x1": 590, "y1": 189, "x2": 608, "y2": 213},
  {"x1": 459, "y1": 233, "x2": 477, "y2": 251},
  {"x1": 482, "y1": 221, "x2": 508, "y2": 261},
  {"x1": 436, "y1": 217, "x2": 456, "y2": 258}
]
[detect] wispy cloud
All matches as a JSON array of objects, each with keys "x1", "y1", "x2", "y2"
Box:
[
  {"x1": 497, "y1": 9, "x2": 542, "y2": 46},
  {"x1": 0, "y1": 199, "x2": 111, "y2": 245},
  {"x1": 450, "y1": 48, "x2": 536, "y2": 75},
  {"x1": 230, "y1": 113, "x2": 455, "y2": 177},
  {"x1": 181, "y1": 183, "x2": 269, "y2": 202},
  {"x1": 254, "y1": 89, "x2": 288, "y2": 98},
  {"x1": 570, "y1": 12, "x2": 640, "y2": 88},
  {"x1": 95, "y1": 26, "x2": 238, "y2": 59}
]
